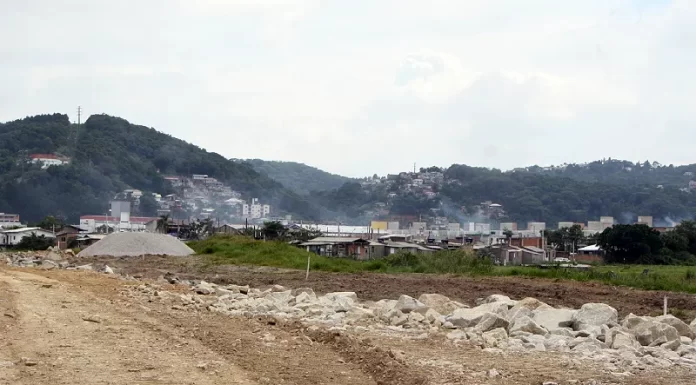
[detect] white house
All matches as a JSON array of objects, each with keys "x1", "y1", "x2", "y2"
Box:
[
  {"x1": 29, "y1": 154, "x2": 70, "y2": 169},
  {"x1": 0, "y1": 227, "x2": 55, "y2": 246}
]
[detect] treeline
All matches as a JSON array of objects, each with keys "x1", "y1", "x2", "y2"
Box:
[
  {"x1": 598, "y1": 222, "x2": 696, "y2": 265},
  {"x1": 244, "y1": 159, "x2": 351, "y2": 195},
  {"x1": 0, "y1": 114, "x2": 321, "y2": 223}
]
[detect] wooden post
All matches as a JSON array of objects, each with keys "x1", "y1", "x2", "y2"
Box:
[
  {"x1": 306, "y1": 254, "x2": 311, "y2": 280},
  {"x1": 663, "y1": 295, "x2": 668, "y2": 316}
]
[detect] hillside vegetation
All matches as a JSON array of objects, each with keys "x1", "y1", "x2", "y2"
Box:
[
  {"x1": 0, "y1": 114, "x2": 320, "y2": 222},
  {"x1": 243, "y1": 159, "x2": 352, "y2": 195}
]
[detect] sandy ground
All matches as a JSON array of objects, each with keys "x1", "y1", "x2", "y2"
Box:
[{"x1": 1, "y1": 265, "x2": 696, "y2": 384}]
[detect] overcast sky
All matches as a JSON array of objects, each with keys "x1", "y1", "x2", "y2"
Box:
[{"x1": 1, "y1": 0, "x2": 693, "y2": 177}]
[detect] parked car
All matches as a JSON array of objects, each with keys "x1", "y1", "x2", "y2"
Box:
[{"x1": 553, "y1": 257, "x2": 571, "y2": 263}]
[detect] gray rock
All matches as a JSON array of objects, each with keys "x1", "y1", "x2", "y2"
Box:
[
  {"x1": 544, "y1": 335, "x2": 572, "y2": 351},
  {"x1": 75, "y1": 264, "x2": 94, "y2": 271},
  {"x1": 571, "y1": 338, "x2": 606, "y2": 353},
  {"x1": 483, "y1": 294, "x2": 516, "y2": 307},
  {"x1": 418, "y1": 293, "x2": 466, "y2": 315},
  {"x1": 532, "y1": 308, "x2": 576, "y2": 332},
  {"x1": 323, "y1": 292, "x2": 358, "y2": 302},
  {"x1": 103, "y1": 265, "x2": 115, "y2": 274},
  {"x1": 623, "y1": 315, "x2": 680, "y2": 348},
  {"x1": 656, "y1": 315, "x2": 695, "y2": 339},
  {"x1": 572, "y1": 303, "x2": 618, "y2": 332},
  {"x1": 448, "y1": 306, "x2": 509, "y2": 331},
  {"x1": 193, "y1": 281, "x2": 216, "y2": 295},
  {"x1": 509, "y1": 316, "x2": 548, "y2": 336},
  {"x1": 606, "y1": 329, "x2": 641, "y2": 350},
  {"x1": 40, "y1": 260, "x2": 59, "y2": 270},
  {"x1": 395, "y1": 295, "x2": 429, "y2": 314},
  {"x1": 680, "y1": 336, "x2": 693, "y2": 345},
  {"x1": 482, "y1": 328, "x2": 508, "y2": 348},
  {"x1": 446, "y1": 330, "x2": 468, "y2": 341},
  {"x1": 507, "y1": 297, "x2": 552, "y2": 322}
]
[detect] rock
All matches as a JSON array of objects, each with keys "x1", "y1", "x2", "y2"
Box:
[
  {"x1": 572, "y1": 303, "x2": 618, "y2": 332},
  {"x1": 295, "y1": 291, "x2": 317, "y2": 305},
  {"x1": 532, "y1": 308, "x2": 576, "y2": 332},
  {"x1": 82, "y1": 315, "x2": 102, "y2": 323},
  {"x1": 483, "y1": 294, "x2": 516, "y2": 307},
  {"x1": 323, "y1": 292, "x2": 358, "y2": 302},
  {"x1": 424, "y1": 308, "x2": 442, "y2": 326},
  {"x1": 487, "y1": 368, "x2": 501, "y2": 378},
  {"x1": 656, "y1": 315, "x2": 695, "y2": 339},
  {"x1": 543, "y1": 382, "x2": 559, "y2": 385},
  {"x1": 40, "y1": 260, "x2": 59, "y2": 270},
  {"x1": 482, "y1": 328, "x2": 508, "y2": 348},
  {"x1": 623, "y1": 315, "x2": 680, "y2": 348},
  {"x1": 507, "y1": 298, "x2": 552, "y2": 322},
  {"x1": 509, "y1": 316, "x2": 548, "y2": 335},
  {"x1": 194, "y1": 281, "x2": 216, "y2": 295},
  {"x1": 75, "y1": 264, "x2": 93, "y2": 271},
  {"x1": 20, "y1": 357, "x2": 38, "y2": 367},
  {"x1": 606, "y1": 329, "x2": 641, "y2": 350},
  {"x1": 320, "y1": 292, "x2": 356, "y2": 312},
  {"x1": 680, "y1": 336, "x2": 693, "y2": 345},
  {"x1": 418, "y1": 293, "x2": 467, "y2": 315},
  {"x1": 271, "y1": 284, "x2": 287, "y2": 292},
  {"x1": 395, "y1": 295, "x2": 429, "y2": 314},
  {"x1": 544, "y1": 335, "x2": 572, "y2": 351},
  {"x1": 446, "y1": 330, "x2": 468, "y2": 341},
  {"x1": 448, "y1": 306, "x2": 508, "y2": 332},
  {"x1": 228, "y1": 284, "x2": 250, "y2": 294},
  {"x1": 388, "y1": 311, "x2": 409, "y2": 327},
  {"x1": 571, "y1": 338, "x2": 606, "y2": 353},
  {"x1": 518, "y1": 334, "x2": 547, "y2": 351},
  {"x1": 292, "y1": 287, "x2": 314, "y2": 296},
  {"x1": 103, "y1": 265, "x2": 115, "y2": 274},
  {"x1": 45, "y1": 251, "x2": 63, "y2": 261},
  {"x1": 407, "y1": 311, "x2": 425, "y2": 325}
]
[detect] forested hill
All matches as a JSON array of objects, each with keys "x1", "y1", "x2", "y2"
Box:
[
  {"x1": 0, "y1": 114, "x2": 319, "y2": 222},
  {"x1": 243, "y1": 159, "x2": 352, "y2": 195},
  {"x1": 517, "y1": 159, "x2": 696, "y2": 187}
]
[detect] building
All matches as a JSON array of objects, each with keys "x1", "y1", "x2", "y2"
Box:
[
  {"x1": 499, "y1": 222, "x2": 517, "y2": 231},
  {"x1": 111, "y1": 200, "x2": 132, "y2": 222},
  {"x1": 300, "y1": 237, "x2": 370, "y2": 259},
  {"x1": 510, "y1": 236, "x2": 543, "y2": 249},
  {"x1": 29, "y1": 154, "x2": 70, "y2": 169},
  {"x1": 242, "y1": 198, "x2": 271, "y2": 219},
  {"x1": 600, "y1": 216, "x2": 615, "y2": 226},
  {"x1": 637, "y1": 216, "x2": 654, "y2": 227},
  {"x1": 0, "y1": 213, "x2": 21, "y2": 228},
  {"x1": 0, "y1": 227, "x2": 55, "y2": 246},
  {"x1": 576, "y1": 244, "x2": 604, "y2": 263},
  {"x1": 527, "y1": 222, "x2": 546, "y2": 233},
  {"x1": 55, "y1": 225, "x2": 87, "y2": 250},
  {"x1": 79, "y1": 215, "x2": 158, "y2": 233},
  {"x1": 557, "y1": 222, "x2": 574, "y2": 229}
]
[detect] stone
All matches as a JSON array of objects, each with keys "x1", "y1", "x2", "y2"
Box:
[
  {"x1": 483, "y1": 294, "x2": 516, "y2": 307},
  {"x1": 320, "y1": 294, "x2": 355, "y2": 313},
  {"x1": 507, "y1": 297, "x2": 552, "y2": 322},
  {"x1": 424, "y1": 308, "x2": 443, "y2": 326},
  {"x1": 193, "y1": 281, "x2": 216, "y2": 295},
  {"x1": 75, "y1": 264, "x2": 93, "y2": 271},
  {"x1": 487, "y1": 368, "x2": 501, "y2": 378},
  {"x1": 532, "y1": 308, "x2": 576, "y2": 332},
  {"x1": 323, "y1": 292, "x2": 358, "y2": 302},
  {"x1": 680, "y1": 336, "x2": 693, "y2": 345},
  {"x1": 395, "y1": 295, "x2": 429, "y2": 314},
  {"x1": 656, "y1": 315, "x2": 695, "y2": 339},
  {"x1": 482, "y1": 328, "x2": 508, "y2": 348},
  {"x1": 543, "y1": 382, "x2": 559, "y2": 385},
  {"x1": 572, "y1": 303, "x2": 618, "y2": 332},
  {"x1": 448, "y1": 306, "x2": 509, "y2": 331},
  {"x1": 295, "y1": 291, "x2": 317, "y2": 305},
  {"x1": 607, "y1": 329, "x2": 641, "y2": 350},
  {"x1": 407, "y1": 311, "x2": 425, "y2": 324},
  {"x1": 103, "y1": 265, "x2": 115, "y2": 274},
  {"x1": 271, "y1": 284, "x2": 287, "y2": 292},
  {"x1": 509, "y1": 316, "x2": 548, "y2": 336},
  {"x1": 623, "y1": 315, "x2": 680, "y2": 348},
  {"x1": 45, "y1": 251, "x2": 63, "y2": 261},
  {"x1": 519, "y1": 334, "x2": 547, "y2": 351},
  {"x1": 82, "y1": 315, "x2": 102, "y2": 323},
  {"x1": 544, "y1": 335, "x2": 572, "y2": 351},
  {"x1": 446, "y1": 330, "x2": 468, "y2": 341},
  {"x1": 266, "y1": 290, "x2": 293, "y2": 305},
  {"x1": 571, "y1": 338, "x2": 605, "y2": 353},
  {"x1": 474, "y1": 312, "x2": 510, "y2": 333},
  {"x1": 40, "y1": 260, "x2": 58, "y2": 270},
  {"x1": 227, "y1": 284, "x2": 250, "y2": 294},
  {"x1": 418, "y1": 293, "x2": 466, "y2": 315}
]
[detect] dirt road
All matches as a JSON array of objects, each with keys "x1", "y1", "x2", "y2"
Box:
[{"x1": 1, "y1": 265, "x2": 695, "y2": 385}]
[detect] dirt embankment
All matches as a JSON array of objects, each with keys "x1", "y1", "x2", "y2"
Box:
[{"x1": 80, "y1": 255, "x2": 696, "y2": 320}]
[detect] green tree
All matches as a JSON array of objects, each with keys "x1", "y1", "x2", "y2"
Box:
[
  {"x1": 598, "y1": 224, "x2": 664, "y2": 264},
  {"x1": 262, "y1": 221, "x2": 287, "y2": 240},
  {"x1": 156, "y1": 214, "x2": 170, "y2": 234},
  {"x1": 35, "y1": 215, "x2": 64, "y2": 232},
  {"x1": 16, "y1": 233, "x2": 55, "y2": 250}
]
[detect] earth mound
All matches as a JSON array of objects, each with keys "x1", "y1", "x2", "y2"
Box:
[{"x1": 77, "y1": 232, "x2": 195, "y2": 257}]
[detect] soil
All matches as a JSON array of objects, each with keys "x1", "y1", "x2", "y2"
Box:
[
  {"x1": 1, "y1": 264, "x2": 695, "y2": 384},
  {"x1": 80, "y1": 255, "x2": 696, "y2": 320}
]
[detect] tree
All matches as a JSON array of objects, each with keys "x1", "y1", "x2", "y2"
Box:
[
  {"x1": 35, "y1": 215, "x2": 64, "y2": 232},
  {"x1": 262, "y1": 221, "x2": 287, "y2": 240},
  {"x1": 16, "y1": 233, "x2": 55, "y2": 250},
  {"x1": 598, "y1": 224, "x2": 664, "y2": 264},
  {"x1": 138, "y1": 194, "x2": 159, "y2": 217}
]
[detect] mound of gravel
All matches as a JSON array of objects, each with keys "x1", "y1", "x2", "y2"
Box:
[{"x1": 77, "y1": 232, "x2": 195, "y2": 257}]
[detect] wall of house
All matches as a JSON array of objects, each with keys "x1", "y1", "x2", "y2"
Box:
[
  {"x1": 0, "y1": 230, "x2": 55, "y2": 246},
  {"x1": 575, "y1": 254, "x2": 603, "y2": 263}
]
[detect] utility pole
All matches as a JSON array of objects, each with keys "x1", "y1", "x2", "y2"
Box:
[{"x1": 77, "y1": 106, "x2": 82, "y2": 125}]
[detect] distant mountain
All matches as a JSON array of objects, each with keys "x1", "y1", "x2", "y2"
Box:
[
  {"x1": 243, "y1": 159, "x2": 353, "y2": 195},
  {"x1": 0, "y1": 114, "x2": 320, "y2": 222}
]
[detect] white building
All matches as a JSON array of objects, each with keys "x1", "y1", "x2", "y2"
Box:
[
  {"x1": 242, "y1": 198, "x2": 271, "y2": 219},
  {"x1": 0, "y1": 227, "x2": 55, "y2": 246},
  {"x1": 79, "y1": 215, "x2": 158, "y2": 233},
  {"x1": 527, "y1": 222, "x2": 546, "y2": 233},
  {"x1": 0, "y1": 213, "x2": 21, "y2": 229},
  {"x1": 29, "y1": 154, "x2": 70, "y2": 169}
]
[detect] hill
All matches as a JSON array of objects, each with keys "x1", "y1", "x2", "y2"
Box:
[
  {"x1": 313, "y1": 164, "x2": 696, "y2": 227},
  {"x1": 242, "y1": 159, "x2": 352, "y2": 195},
  {"x1": 0, "y1": 114, "x2": 320, "y2": 223}
]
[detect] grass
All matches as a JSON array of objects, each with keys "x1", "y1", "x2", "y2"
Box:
[{"x1": 188, "y1": 236, "x2": 696, "y2": 294}]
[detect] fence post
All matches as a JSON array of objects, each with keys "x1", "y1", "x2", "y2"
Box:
[
  {"x1": 306, "y1": 254, "x2": 311, "y2": 280},
  {"x1": 663, "y1": 295, "x2": 668, "y2": 316}
]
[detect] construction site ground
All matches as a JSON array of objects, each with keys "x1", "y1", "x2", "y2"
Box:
[{"x1": 1, "y1": 258, "x2": 695, "y2": 384}]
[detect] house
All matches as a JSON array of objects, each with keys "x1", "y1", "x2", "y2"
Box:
[
  {"x1": 0, "y1": 227, "x2": 55, "y2": 247},
  {"x1": 300, "y1": 237, "x2": 370, "y2": 259},
  {"x1": 55, "y1": 225, "x2": 88, "y2": 250},
  {"x1": 216, "y1": 224, "x2": 243, "y2": 235},
  {"x1": 520, "y1": 246, "x2": 546, "y2": 264},
  {"x1": 382, "y1": 241, "x2": 433, "y2": 255},
  {"x1": 29, "y1": 154, "x2": 70, "y2": 169},
  {"x1": 510, "y1": 236, "x2": 543, "y2": 249},
  {"x1": 0, "y1": 213, "x2": 21, "y2": 228},
  {"x1": 576, "y1": 244, "x2": 604, "y2": 263}
]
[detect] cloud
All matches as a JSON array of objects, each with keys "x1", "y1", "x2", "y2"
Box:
[{"x1": 0, "y1": 0, "x2": 693, "y2": 178}]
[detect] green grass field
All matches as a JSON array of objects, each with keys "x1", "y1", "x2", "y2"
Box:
[{"x1": 189, "y1": 236, "x2": 696, "y2": 294}]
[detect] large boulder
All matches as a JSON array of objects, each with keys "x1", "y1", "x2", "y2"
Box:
[
  {"x1": 448, "y1": 306, "x2": 508, "y2": 332},
  {"x1": 320, "y1": 292, "x2": 358, "y2": 312},
  {"x1": 507, "y1": 298, "x2": 552, "y2": 322},
  {"x1": 605, "y1": 329, "x2": 642, "y2": 350},
  {"x1": 532, "y1": 308, "x2": 576, "y2": 332},
  {"x1": 418, "y1": 293, "x2": 467, "y2": 315},
  {"x1": 571, "y1": 303, "x2": 618, "y2": 332},
  {"x1": 509, "y1": 316, "x2": 548, "y2": 336},
  {"x1": 622, "y1": 315, "x2": 680, "y2": 348},
  {"x1": 656, "y1": 315, "x2": 695, "y2": 339},
  {"x1": 394, "y1": 295, "x2": 429, "y2": 314},
  {"x1": 482, "y1": 294, "x2": 517, "y2": 308}
]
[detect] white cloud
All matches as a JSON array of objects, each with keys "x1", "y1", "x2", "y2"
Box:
[{"x1": 0, "y1": 0, "x2": 692, "y2": 177}]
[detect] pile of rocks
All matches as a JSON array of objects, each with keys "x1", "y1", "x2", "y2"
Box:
[
  {"x1": 154, "y1": 280, "x2": 696, "y2": 371},
  {"x1": 2, "y1": 249, "x2": 113, "y2": 273}
]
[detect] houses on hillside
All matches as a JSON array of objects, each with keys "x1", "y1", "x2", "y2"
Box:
[{"x1": 0, "y1": 227, "x2": 56, "y2": 247}]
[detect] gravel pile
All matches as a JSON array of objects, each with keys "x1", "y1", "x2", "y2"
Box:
[{"x1": 77, "y1": 232, "x2": 195, "y2": 257}]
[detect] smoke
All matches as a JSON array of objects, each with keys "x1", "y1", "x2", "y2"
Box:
[
  {"x1": 439, "y1": 198, "x2": 489, "y2": 226},
  {"x1": 619, "y1": 212, "x2": 635, "y2": 224},
  {"x1": 654, "y1": 216, "x2": 680, "y2": 228}
]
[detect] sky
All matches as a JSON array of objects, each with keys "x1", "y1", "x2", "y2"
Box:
[{"x1": 1, "y1": 0, "x2": 694, "y2": 177}]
